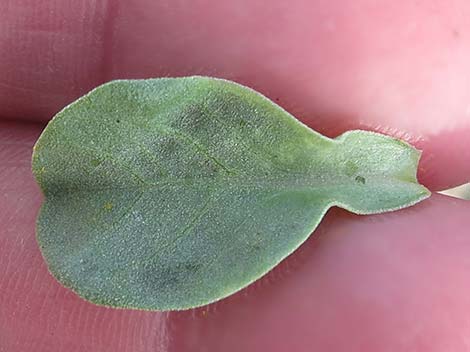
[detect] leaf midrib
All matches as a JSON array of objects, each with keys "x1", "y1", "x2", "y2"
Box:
[{"x1": 44, "y1": 172, "x2": 415, "y2": 196}]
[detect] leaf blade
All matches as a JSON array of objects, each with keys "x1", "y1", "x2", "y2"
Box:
[{"x1": 32, "y1": 76, "x2": 430, "y2": 310}]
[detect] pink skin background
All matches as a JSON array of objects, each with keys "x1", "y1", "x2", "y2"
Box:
[{"x1": 1, "y1": 0, "x2": 470, "y2": 351}]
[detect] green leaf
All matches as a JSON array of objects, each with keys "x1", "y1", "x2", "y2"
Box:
[{"x1": 32, "y1": 76, "x2": 430, "y2": 311}]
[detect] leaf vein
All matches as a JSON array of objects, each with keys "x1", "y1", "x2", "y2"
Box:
[{"x1": 152, "y1": 124, "x2": 234, "y2": 175}]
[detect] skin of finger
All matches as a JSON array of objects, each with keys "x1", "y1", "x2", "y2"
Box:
[
  {"x1": 1, "y1": 0, "x2": 470, "y2": 189},
  {"x1": 173, "y1": 195, "x2": 470, "y2": 352},
  {"x1": 2, "y1": 122, "x2": 470, "y2": 352}
]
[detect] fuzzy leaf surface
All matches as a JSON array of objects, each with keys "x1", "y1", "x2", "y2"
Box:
[{"x1": 32, "y1": 77, "x2": 430, "y2": 310}]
